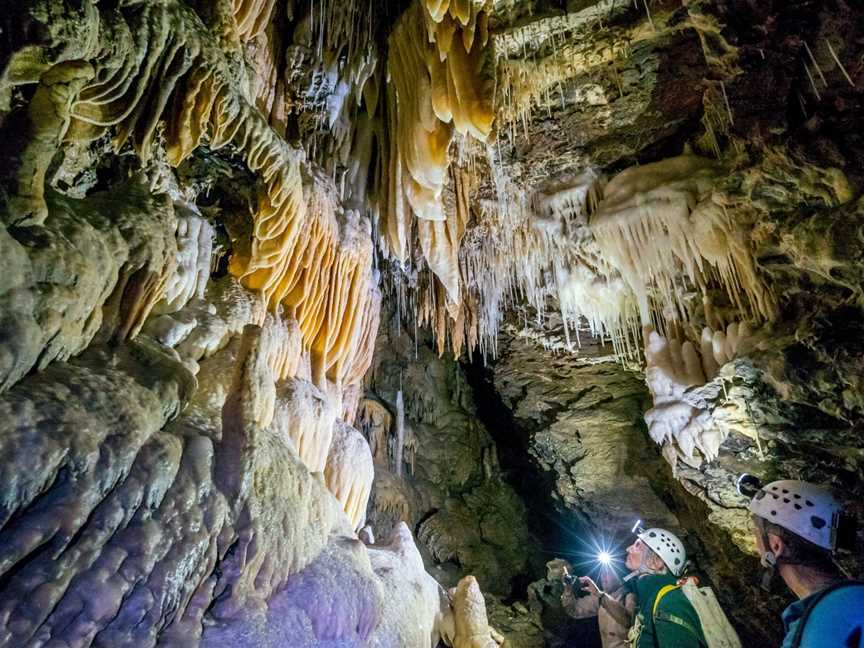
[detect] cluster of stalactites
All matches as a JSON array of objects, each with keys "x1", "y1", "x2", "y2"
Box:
[
  {"x1": 231, "y1": 0, "x2": 278, "y2": 41},
  {"x1": 228, "y1": 171, "x2": 381, "y2": 386},
  {"x1": 394, "y1": 152, "x2": 773, "y2": 364},
  {"x1": 388, "y1": 164, "x2": 479, "y2": 358},
  {"x1": 397, "y1": 155, "x2": 621, "y2": 360},
  {"x1": 643, "y1": 321, "x2": 756, "y2": 469},
  {"x1": 589, "y1": 155, "x2": 775, "y2": 329},
  {"x1": 60, "y1": 0, "x2": 381, "y2": 386},
  {"x1": 356, "y1": 395, "x2": 420, "y2": 479},
  {"x1": 379, "y1": 0, "x2": 494, "y2": 313}
]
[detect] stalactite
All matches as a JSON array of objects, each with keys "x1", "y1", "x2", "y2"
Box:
[
  {"x1": 404, "y1": 425, "x2": 418, "y2": 477},
  {"x1": 232, "y1": 0, "x2": 277, "y2": 41},
  {"x1": 379, "y1": 0, "x2": 494, "y2": 314},
  {"x1": 590, "y1": 154, "x2": 773, "y2": 326},
  {"x1": 357, "y1": 398, "x2": 392, "y2": 466},
  {"x1": 32, "y1": 0, "x2": 382, "y2": 387},
  {"x1": 394, "y1": 388, "x2": 405, "y2": 478},
  {"x1": 643, "y1": 321, "x2": 759, "y2": 468},
  {"x1": 158, "y1": 203, "x2": 215, "y2": 314}
]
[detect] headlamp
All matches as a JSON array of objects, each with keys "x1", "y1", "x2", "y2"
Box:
[
  {"x1": 736, "y1": 473, "x2": 763, "y2": 498},
  {"x1": 597, "y1": 551, "x2": 612, "y2": 566},
  {"x1": 631, "y1": 519, "x2": 645, "y2": 535}
]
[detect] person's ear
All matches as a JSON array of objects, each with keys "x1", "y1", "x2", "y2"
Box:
[{"x1": 767, "y1": 532, "x2": 786, "y2": 558}]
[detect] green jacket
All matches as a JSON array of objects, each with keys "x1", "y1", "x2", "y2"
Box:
[{"x1": 630, "y1": 574, "x2": 706, "y2": 648}]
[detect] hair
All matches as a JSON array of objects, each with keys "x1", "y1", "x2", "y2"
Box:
[
  {"x1": 643, "y1": 545, "x2": 669, "y2": 573},
  {"x1": 758, "y1": 518, "x2": 839, "y2": 575}
]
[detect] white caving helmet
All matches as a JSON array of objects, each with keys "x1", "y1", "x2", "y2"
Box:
[
  {"x1": 634, "y1": 523, "x2": 688, "y2": 576},
  {"x1": 746, "y1": 479, "x2": 841, "y2": 552}
]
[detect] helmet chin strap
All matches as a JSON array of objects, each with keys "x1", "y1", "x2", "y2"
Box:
[{"x1": 759, "y1": 549, "x2": 777, "y2": 592}]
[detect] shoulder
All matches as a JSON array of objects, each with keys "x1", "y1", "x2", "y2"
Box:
[
  {"x1": 654, "y1": 585, "x2": 704, "y2": 635},
  {"x1": 637, "y1": 574, "x2": 673, "y2": 596},
  {"x1": 799, "y1": 583, "x2": 864, "y2": 644},
  {"x1": 657, "y1": 587, "x2": 699, "y2": 622},
  {"x1": 811, "y1": 581, "x2": 864, "y2": 610}
]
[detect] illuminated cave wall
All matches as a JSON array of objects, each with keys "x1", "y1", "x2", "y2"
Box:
[{"x1": 1, "y1": 0, "x2": 864, "y2": 646}]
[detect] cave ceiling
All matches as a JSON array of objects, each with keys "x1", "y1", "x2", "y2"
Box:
[{"x1": 1, "y1": 0, "x2": 863, "y2": 645}]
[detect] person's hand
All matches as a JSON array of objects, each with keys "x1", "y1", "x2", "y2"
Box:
[{"x1": 578, "y1": 576, "x2": 601, "y2": 597}]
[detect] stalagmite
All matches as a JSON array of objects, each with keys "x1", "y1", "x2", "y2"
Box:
[
  {"x1": 324, "y1": 420, "x2": 375, "y2": 530},
  {"x1": 365, "y1": 523, "x2": 449, "y2": 647},
  {"x1": 450, "y1": 576, "x2": 500, "y2": 648},
  {"x1": 270, "y1": 378, "x2": 338, "y2": 474},
  {"x1": 394, "y1": 388, "x2": 406, "y2": 477}
]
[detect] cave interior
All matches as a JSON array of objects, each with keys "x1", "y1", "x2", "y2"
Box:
[{"x1": 1, "y1": 0, "x2": 863, "y2": 646}]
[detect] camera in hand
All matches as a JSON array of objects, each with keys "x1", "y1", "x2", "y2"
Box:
[{"x1": 563, "y1": 573, "x2": 589, "y2": 597}]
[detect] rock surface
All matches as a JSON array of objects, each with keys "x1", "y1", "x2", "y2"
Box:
[
  {"x1": 363, "y1": 311, "x2": 535, "y2": 599},
  {"x1": 1, "y1": 0, "x2": 863, "y2": 645}
]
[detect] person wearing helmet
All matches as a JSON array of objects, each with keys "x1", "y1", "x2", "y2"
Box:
[
  {"x1": 743, "y1": 477, "x2": 864, "y2": 647},
  {"x1": 579, "y1": 525, "x2": 705, "y2": 648}
]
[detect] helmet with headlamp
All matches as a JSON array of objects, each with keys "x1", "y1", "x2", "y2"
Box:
[
  {"x1": 738, "y1": 474, "x2": 841, "y2": 551},
  {"x1": 629, "y1": 519, "x2": 687, "y2": 577}
]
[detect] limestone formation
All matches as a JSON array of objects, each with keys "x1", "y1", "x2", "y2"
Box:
[{"x1": 1, "y1": 0, "x2": 863, "y2": 645}]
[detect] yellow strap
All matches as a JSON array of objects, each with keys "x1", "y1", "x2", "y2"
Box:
[{"x1": 652, "y1": 584, "x2": 680, "y2": 617}]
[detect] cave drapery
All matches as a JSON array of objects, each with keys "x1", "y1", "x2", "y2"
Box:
[{"x1": 1, "y1": 0, "x2": 863, "y2": 646}]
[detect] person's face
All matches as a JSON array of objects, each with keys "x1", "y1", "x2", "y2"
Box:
[{"x1": 626, "y1": 539, "x2": 647, "y2": 571}]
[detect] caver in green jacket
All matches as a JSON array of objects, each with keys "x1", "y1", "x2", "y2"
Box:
[{"x1": 628, "y1": 573, "x2": 706, "y2": 648}]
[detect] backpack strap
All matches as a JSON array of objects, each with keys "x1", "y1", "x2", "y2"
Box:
[
  {"x1": 791, "y1": 581, "x2": 864, "y2": 648},
  {"x1": 652, "y1": 584, "x2": 705, "y2": 646},
  {"x1": 652, "y1": 584, "x2": 678, "y2": 616}
]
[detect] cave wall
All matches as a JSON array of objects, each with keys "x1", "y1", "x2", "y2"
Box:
[
  {"x1": 0, "y1": 0, "x2": 502, "y2": 642},
  {"x1": 1, "y1": 0, "x2": 863, "y2": 645},
  {"x1": 0, "y1": 251, "x2": 443, "y2": 646},
  {"x1": 475, "y1": 331, "x2": 778, "y2": 644},
  {"x1": 360, "y1": 309, "x2": 535, "y2": 597}
]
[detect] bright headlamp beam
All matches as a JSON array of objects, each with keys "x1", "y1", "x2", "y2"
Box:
[{"x1": 597, "y1": 551, "x2": 612, "y2": 565}]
